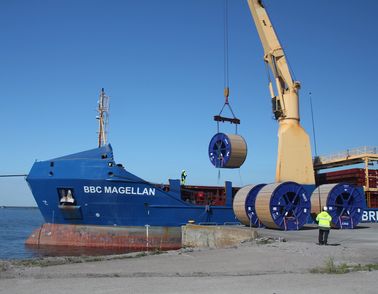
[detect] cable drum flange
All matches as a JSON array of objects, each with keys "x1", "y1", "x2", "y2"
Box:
[
  {"x1": 233, "y1": 184, "x2": 266, "y2": 227},
  {"x1": 255, "y1": 182, "x2": 311, "y2": 230},
  {"x1": 208, "y1": 133, "x2": 247, "y2": 168},
  {"x1": 311, "y1": 183, "x2": 366, "y2": 229}
]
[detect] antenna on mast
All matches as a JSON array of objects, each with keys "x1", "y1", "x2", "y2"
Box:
[{"x1": 97, "y1": 88, "x2": 110, "y2": 147}]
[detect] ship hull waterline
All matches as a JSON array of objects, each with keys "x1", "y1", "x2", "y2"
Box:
[{"x1": 26, "y1": 224, "x2": 182, "y2": 251}]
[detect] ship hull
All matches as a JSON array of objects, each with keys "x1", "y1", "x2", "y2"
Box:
[
  {"x1": 26, "y1": 224, "x2": 182, "y2": 250},
  {"x1": 26, "y1": 144, "x2": 238, "y2": 249}
]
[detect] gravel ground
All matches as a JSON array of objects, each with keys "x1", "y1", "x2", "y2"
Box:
[{"x1": 1, "y1": 223, "x2": 378, "y2": 294}]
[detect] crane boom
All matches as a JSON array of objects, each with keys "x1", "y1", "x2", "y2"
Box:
[
  {"x1": 248, "y1": 0, "x2": 299, "y2": 121},
  {"x1": 247, "y1": 0, "x2": 315, "y2": 184}
]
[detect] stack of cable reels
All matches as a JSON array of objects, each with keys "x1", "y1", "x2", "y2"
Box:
[
  {"x1": 233, "y1": 184, "x2": 266, "y2": 226},
  {"x1": 255, "y1": 182, "x2": 311, "y2": 230},
  {"x1": 311, "y1": 183, "x2": 366, "y2": 229}
]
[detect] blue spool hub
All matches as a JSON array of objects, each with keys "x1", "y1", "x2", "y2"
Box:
[
  {"x1": 311, "y1": 183, "x2": 366, "y2": 229},
  {"x1": 233, "y1": 184, "x2": 266, "y2": 226},
  {"x1": 208, "y1": 133, "x2": 247, "y2": 168},
  {"x1": 255, "y1": 182, "x2": 311, "y2": 230}
]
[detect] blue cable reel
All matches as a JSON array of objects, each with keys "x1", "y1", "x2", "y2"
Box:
[
  {"x1": 208, "y1": 133, "x2": 247, "y2": 168},
  {"x1": 233, "y1": 184, "x2": 266, "y2": 227},
  {"x1": 209, "y1": 88, "x2": 247, "y2": 169},
  {"x1": 255, "y1": 182, "x2": 311, "y2": 230},
  {"x1": 311, "y1": 183, "x2": 366, "y2": 229}
]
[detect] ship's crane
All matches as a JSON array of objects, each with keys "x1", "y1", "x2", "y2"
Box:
[
  {"x1": 247, "y1": 0, "x2": 315, "y2": 185},
  {"x1": 233, "y1": 0, "x2": 365, "y2": 230}
]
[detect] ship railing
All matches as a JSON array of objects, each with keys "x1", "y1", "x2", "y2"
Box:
[
  {"x1": 314, "y1": 146, "x2": 378, "y2": 164},
  {"x1": 223, "y1": 222, "x2": 242, "y2": 226},
  {"x1": 198, "y1": 222, "x2": 218, "y2": 226}
]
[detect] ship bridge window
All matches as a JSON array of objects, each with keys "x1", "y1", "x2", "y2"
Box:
[{"x1": 58, "y1": 188, "x2": 76, "y2": 206}]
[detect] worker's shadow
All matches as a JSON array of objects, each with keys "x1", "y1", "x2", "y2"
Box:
[
  {"x1": 352, "y1": 225, "x2": 370, "y2": 230},
  {"x1": 317, "y1": 243, "x2": 341, "y2": 246}
]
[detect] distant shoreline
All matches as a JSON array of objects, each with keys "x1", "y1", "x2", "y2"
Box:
[{"x1": 0, "y1": 206, "x2": 38, "y2": 209}]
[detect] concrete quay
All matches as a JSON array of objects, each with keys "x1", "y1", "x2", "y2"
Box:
[{"x1": 1, "y1": 224, "x2": 378, "y2": 294}]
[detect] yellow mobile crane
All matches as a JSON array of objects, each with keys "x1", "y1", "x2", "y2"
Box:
[
  {"x1": 234, "y1": 1, "x2": 365, "y2": 230},
  {"x1": 247, "y1": 0, "x2": 315, "y2": 185}
]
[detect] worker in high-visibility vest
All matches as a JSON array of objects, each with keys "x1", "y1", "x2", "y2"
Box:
[
  {"x1": 316, "y1": 206, "x2": 332, "y2": 245},
  {"x1": 181, "y1": 170, "x2": 187, "y2": 185}
]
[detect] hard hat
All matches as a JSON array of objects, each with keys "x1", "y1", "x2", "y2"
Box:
[{"x1": 323, "y1": 206, "x2": 328, "y2": 211}]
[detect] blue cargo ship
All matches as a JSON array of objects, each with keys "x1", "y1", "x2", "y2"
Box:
[{"x1": 26, "y1": 144, "x2": 237, "y2": 227}]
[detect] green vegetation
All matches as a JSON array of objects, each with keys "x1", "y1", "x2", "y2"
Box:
[
  {"x1": 310, "y1": 257, "x2": 378, "y2": 274},
  {"x1": 255, "y1": 237, "x2": 276, "y2": 245},
  {"x1": 0, "y1": 261, "x2": 10, "y2": 272}
]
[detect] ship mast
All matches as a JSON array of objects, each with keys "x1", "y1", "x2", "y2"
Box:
[{"x1": 97, "y1": 88, "x2": 110, "y2": 147}]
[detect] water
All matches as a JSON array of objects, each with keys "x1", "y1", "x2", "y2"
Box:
[
  {"x1": 0, "y1": 207, "x2": 44, "y2": 260},
  {"x1": 0, "y1": 207, "x2": 136, "y2": 260}
]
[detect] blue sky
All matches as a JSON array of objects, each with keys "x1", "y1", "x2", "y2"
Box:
[{"x1": 1, "y1": 0, "x2": 377, "y2": 206}]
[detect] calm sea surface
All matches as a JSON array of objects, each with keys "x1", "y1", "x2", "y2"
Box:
[
  {"x1": 0, "y1": 207, "x2": 134, "y2": 260},
  {"x1": 0, "y1": 207, "x2": 43, "y2": 260}
]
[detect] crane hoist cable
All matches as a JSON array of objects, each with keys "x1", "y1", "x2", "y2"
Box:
[
  {"x1": 214, "y1": 0, "x2": 240, "y2": 134},
  {"x1": 209, "y1": 0, "x2": 247, "y2": 177},
  {"x1": 224, "y1": 0, "x2": 229, "y2": 91}
]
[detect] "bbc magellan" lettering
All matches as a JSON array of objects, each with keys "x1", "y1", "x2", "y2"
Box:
[{"x1": 83, "y1": 185, "x2": 155, "y2": 196}]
